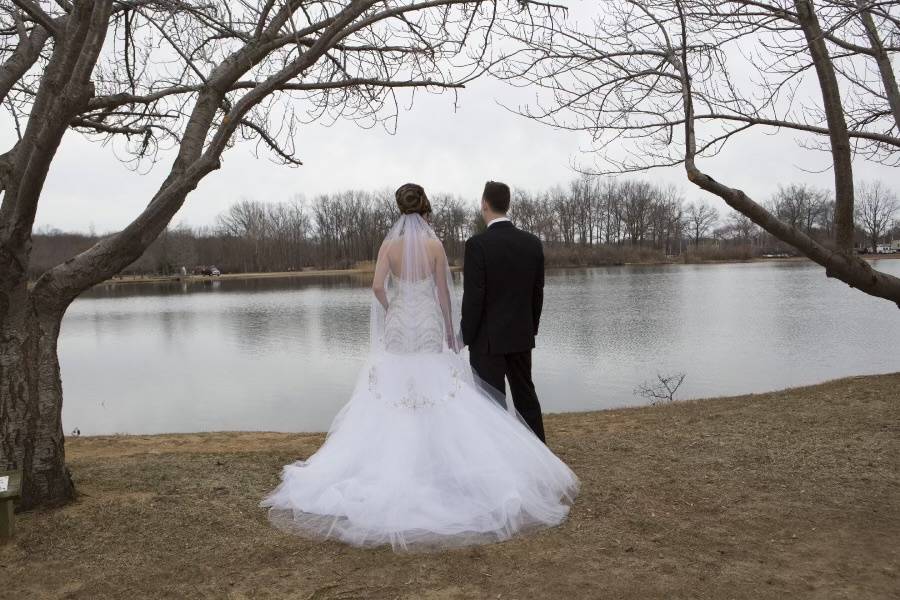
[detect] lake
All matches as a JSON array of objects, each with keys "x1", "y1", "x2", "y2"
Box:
[{"x1": 59, "y1": 259, "x2": 900, "y2": 435}]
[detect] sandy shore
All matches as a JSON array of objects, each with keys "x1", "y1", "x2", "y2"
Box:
[{"x1": 2, "y1": 373, "x2": 898, "y2": 599}]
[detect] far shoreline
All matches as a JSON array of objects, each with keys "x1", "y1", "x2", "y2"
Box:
[{"x1": 96, "y1": 253, "x2": 900, "y2": 287}]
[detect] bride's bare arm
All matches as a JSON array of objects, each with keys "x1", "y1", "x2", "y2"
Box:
[
  {"x1": 372, "y1": 243, "x2": 390, "y2": 310},
  {"x1": 431, "y1": 240, "x2": 458, "y2": 350}
]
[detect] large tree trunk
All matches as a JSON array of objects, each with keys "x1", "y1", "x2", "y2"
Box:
[
  {"x1": 794, "y1": 0, "x2": 856, "y2": 251},
  {"x1": 0, "y1": 0, "x2": 112, "y2": 509},
  {"x1": 0, "y1": 276, "x2": 73, "y2": 510}
]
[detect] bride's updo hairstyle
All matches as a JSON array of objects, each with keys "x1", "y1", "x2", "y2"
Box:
[{"x1": 395, "y1": 183, "x2": 432, "y2": 216}]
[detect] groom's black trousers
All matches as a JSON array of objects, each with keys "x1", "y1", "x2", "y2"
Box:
[{"x1": 469, "y1": 350, "x2": 546, "y2": 443}]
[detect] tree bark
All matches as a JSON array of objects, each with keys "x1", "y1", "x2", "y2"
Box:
[
  {"x1": 857, "y1": 0, "x2": 900, "y2": 132},
  {"x1": 0, "y1": 24, "x2": 50, "y2": 107},
  {"x1": 0, "y1": 0, "x2": 112, "y2": 508},
  {"x1": 794, "y1": 0, "x2": 855, "y2": 251},
  {"x1": 0, "y1": 277, "x2": 73, "y2": 510}
]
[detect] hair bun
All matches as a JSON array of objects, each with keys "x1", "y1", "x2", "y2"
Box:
[{"x1": 395, "y1": 183, "x2": 432, "y2": 215}]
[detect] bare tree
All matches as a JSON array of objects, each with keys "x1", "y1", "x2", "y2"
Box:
[
  {"x1": 890, "y1": 218, "x2": 900, "y2": 244},
  {"x1": 498, "y1": 0, "x2": 900, "y2": 305},
  {"x1": 35, "y1": 175, "x2": 771, "y2": 275},
  {"x1": 728, "y1": 210, "x2": 760, "y2": 245},
  {"x1": 684, "y1": 201, "x2": 719, "y2": 246},
  {"x1": 635, "y1": 372, "x2": 686, "y2": 405},
  {"x1": 619, "y1": 180, "x2": 657, "y2": 245},
  {"x1": 431, "y1": 193, "x2": 469, "y2": 260},
  {"x1": 138, "y1": 224, "x2": 199, "y2": 274},
  {"x1": 0, "y1": 0, "x2": 556, "y2": 509},
  {"x1": 856, "y1": 180, "x2": 900, "y2": 251},
  {"x1": 770, "y1": 184, "x2": 830, "y2": 238}
]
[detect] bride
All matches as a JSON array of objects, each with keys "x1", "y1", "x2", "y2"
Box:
[{"x1": 261, "y1": 183, "x2": 579, "y2": 551}]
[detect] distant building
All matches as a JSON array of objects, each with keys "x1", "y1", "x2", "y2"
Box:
[{"x1": 892, "y1": 240, "x2": 900, "y2": 251}]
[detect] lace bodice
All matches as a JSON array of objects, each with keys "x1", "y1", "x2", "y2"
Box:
[{"x1": 383, "y1": 277, "x2": 444, "y2": 354}]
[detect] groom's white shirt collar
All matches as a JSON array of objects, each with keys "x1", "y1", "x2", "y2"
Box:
[{"x1": 487, "y1": 216, "x2": 511, "y2": 228}]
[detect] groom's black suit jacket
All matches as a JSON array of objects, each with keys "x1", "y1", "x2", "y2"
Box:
[{"x1": 461, "y1": 221, "x2": 544, "y2": 355}]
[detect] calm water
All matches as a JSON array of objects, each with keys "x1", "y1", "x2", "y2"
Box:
[{"x1": 60, "y1": 260, "x2": 900, "y2": 435}]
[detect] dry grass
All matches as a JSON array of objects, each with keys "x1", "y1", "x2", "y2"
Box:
[{"x1": 2, "y1": 374, "x2": 898, "y2": 599}]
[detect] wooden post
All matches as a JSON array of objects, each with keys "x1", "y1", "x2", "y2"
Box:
[{"x1": 0, "y1": 470, "x2": 22, "y2": 543}]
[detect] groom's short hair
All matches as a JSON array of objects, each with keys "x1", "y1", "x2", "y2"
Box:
[{"x1": 482, "y1": 181, "x2": 511, "y2": 214}]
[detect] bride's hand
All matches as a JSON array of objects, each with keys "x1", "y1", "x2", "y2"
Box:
[{"x1": 446, "y1": 330, "x2": 460, "y2": 353}]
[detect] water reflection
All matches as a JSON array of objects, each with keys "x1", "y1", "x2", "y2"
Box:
[{"x1": 60, "y1": 260, "x2": 900, "y2": 435}]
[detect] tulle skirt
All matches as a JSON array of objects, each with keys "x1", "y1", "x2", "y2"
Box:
[{"x1": 260, "y1": 351, "x2": 579, "y2": 552}]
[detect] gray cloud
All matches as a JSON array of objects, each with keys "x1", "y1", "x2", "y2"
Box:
[{"x1": 23, "y1": 77, "x2": 898, "y2": 234}]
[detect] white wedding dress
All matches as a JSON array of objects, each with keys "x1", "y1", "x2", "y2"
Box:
[{"x1": 261, "y1": 214, "x2": 579, "y2": 551}]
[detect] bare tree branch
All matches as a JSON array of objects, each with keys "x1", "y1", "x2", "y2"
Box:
[
  {"x1": 10, "y1": 0, "x2": 61, "y2": 35},
  {"x1": 499, "y1": 0, "x2": 900, "y2": 305}
]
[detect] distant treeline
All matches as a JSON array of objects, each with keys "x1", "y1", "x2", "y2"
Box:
[{"x1": 29, "y1": 178, "x2": 898, "y2": 278}]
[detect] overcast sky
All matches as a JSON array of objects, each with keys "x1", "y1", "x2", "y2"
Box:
[{"x1": 19, "y1": 39, "x2": 897, "y2": 234}]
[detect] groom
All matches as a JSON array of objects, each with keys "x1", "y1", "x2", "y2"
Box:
[{"x1": 461, "y1": 181, "x2": 546, "y2": 442}]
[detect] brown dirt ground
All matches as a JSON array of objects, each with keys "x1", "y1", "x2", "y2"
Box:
[{"x1": 1, "y1": 373, "x2": 898, "y2": 599}]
